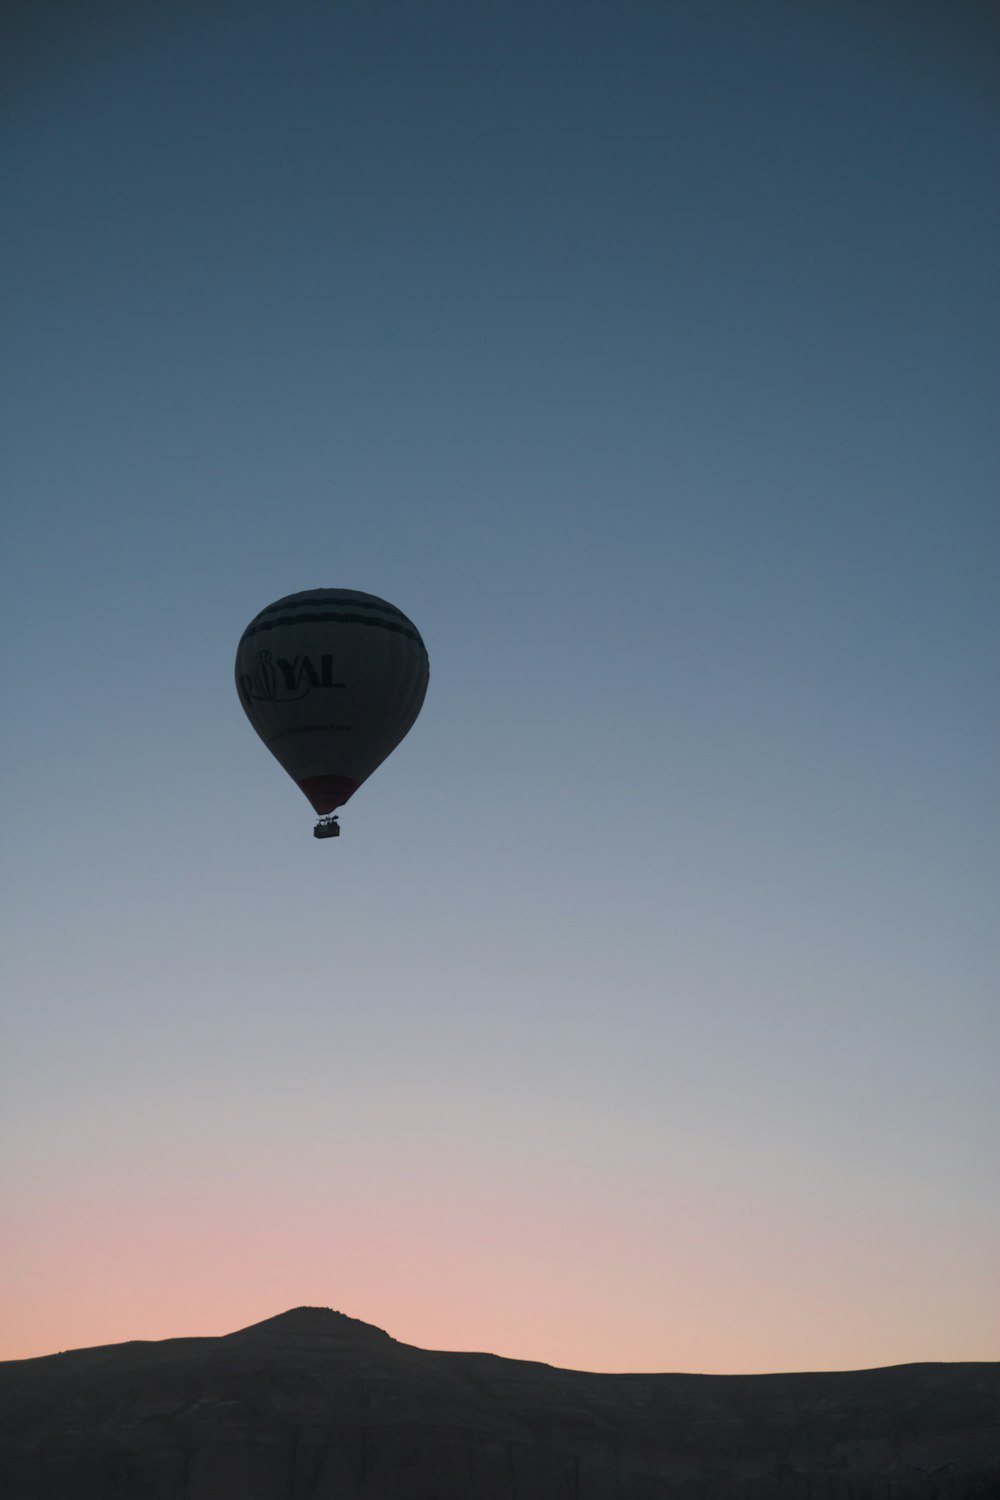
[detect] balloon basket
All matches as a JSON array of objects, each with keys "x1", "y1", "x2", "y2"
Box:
[{"x1": 313, "y1": 816, "x2": 341, "y2": 840}]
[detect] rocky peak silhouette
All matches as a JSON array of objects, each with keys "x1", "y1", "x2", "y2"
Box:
[{"x1": 223, "y1": 1305, "x2": 393, "y2": 1343}]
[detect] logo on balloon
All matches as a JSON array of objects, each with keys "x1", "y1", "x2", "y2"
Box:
[{"x1": 238, "y1": 650, "x2": 345, "y2": 705}]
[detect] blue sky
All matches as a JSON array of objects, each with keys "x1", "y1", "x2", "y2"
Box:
[{"x1": 1, "y1": 0, "x2": 997, "y2": 1369}]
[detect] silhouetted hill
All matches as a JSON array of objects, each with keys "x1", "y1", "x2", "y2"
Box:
[{"x1": 0, "y1": 1307, "x2": 997, "y2": 1498}]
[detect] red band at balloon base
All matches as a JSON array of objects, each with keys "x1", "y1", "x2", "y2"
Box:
[{"x1": 298, "y1": 775, "x2": 360, "y2": 814}]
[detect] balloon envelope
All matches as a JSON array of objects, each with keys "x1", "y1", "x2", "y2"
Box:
[{"x1": 235, "y1": 589, "x2": 429, "y2": 814}]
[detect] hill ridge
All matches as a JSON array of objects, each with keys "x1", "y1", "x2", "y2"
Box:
[{"x1": 1, "y1": 1310, "x2": 997, "y2": 1498}]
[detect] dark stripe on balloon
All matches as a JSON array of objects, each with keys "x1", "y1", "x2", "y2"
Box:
[
  {"x1": 265, "y1": 723, "x2": 352, "y2": 744},
  {"x1": 254, "y1": 595, "x2": 414, "y2": 627},
  {"x1": 240, "y1": 611, "x2": 426, "y2": 648}
]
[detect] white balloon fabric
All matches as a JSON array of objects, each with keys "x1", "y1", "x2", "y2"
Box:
[{"x1": 235, "y1": 589, "x2": 429, "y2": 816}]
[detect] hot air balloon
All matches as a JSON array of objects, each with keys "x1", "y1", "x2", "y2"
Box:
[{"x1": 235, "y1": 589, "x2": 429, "y2": 838}]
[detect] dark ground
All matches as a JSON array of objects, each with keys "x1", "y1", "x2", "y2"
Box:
[{"x1": 1, "y1": 1307, "x2": 997, "y2": 1498}]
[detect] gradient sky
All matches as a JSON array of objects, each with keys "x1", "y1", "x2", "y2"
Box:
[{"x1": 2, "y1": 0, "x2": 997, "y2": 1373}]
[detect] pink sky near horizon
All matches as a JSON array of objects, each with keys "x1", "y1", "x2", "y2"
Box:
[{"x1": 4, "y1": 1070, "x2": 996, "y2": 1371}]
